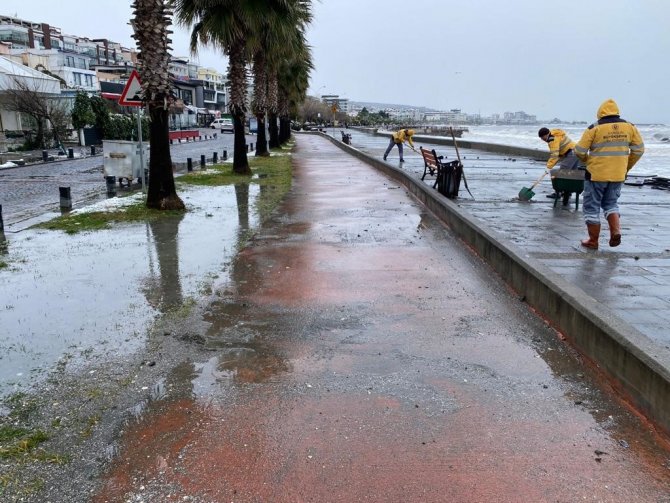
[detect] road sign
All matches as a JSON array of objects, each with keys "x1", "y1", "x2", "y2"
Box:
[
  {"x1": 119, "y1": 70, "x2": 143, "y2": 106},
  {"x1": 331, "y1": 104, "x2": 338, "y2": 113}
]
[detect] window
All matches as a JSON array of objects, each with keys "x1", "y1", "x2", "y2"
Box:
[
  {"x1": 73, "y1": 73, "x2": 82, "y2": 86},
  {"x1": 85, "y1": 74, "x2": 94, "y2": 87},
  {"x1": 65, "y1": 56, "x2": 75, "y2": 68}
]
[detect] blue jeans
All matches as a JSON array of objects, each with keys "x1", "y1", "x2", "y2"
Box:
[
  {"x1": 582, "y1": 180, "x2": 622, "y2": 224},
  {"x1": 383, "y1": 139, "x2": 403, "y2": 160}
]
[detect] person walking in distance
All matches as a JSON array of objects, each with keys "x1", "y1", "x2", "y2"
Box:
[
  {"x1": 575, "y1": 99, "x2": 644, "y2": 249},
  {"x1": 383, "y1": 128, "x2": 415, "y2": 162}
]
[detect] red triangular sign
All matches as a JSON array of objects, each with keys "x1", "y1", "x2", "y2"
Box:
[{"x1": 119, "y1": 70, "x2": 143, "y2": 106}]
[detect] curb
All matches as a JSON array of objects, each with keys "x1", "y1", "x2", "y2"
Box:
[{"x1": 304, "y1": 131, "x2": 670, "y2": 434}]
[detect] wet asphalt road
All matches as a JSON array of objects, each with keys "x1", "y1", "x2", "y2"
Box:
[
  {"x1": 0, "y1": 128, "x2": 254, "y2": 228},
  {"x1": 92, "y1": 135, "x2": 670, "y2": 502}
]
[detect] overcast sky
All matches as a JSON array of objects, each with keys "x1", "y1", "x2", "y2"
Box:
[{"x1": 3, "y1": 0, "x2": 668, "y2": 123}]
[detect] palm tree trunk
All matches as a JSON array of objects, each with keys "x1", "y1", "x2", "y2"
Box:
[
  {"x1": 147, "y1": 104, "x2": 184, "y2": 209},
  {"x1": 267, "y1": 73, "x2": 280, "y2": 148},
  {"x1": 252, "y1": 52, "x2": 269, "y2": 157},
  {"x1": 255, "y1": 115, "x2": 269, "y2": 156},
  {"x1": 268, "y1": 112, "x2": 279, "y2": 148},
  {"x1": 228, "y1": 40, "x2": 251, "y2": 174},
  {"x1": 132, "y1": 0, "x2": 184, "y2": 210},
  {"x1": 279, "y1": 116, "x2": 290, "y2": 144}
]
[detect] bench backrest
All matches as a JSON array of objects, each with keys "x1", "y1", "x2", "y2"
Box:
[{"x1": 420, "y1": 147, "x2": 440, "y2": 170}]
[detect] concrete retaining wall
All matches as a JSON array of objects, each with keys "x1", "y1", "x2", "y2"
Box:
[{"x1": 308, "y1": 131, "x2": 670, "y2": 434}]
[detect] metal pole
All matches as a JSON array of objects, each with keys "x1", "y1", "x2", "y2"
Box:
[{"x1": 137, "y1": 107, "x2": 146, "y2": 193}]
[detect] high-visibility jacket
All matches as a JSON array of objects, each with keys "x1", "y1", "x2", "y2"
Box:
[
  {"x1": 575, "y1": 99, "x2": 644, "y2": 182},
  {"x1": 392, "y1": 129, "x2": 415, "y2": 148},
  {"x1": 545, "y1": 129, "x2": 576, "y2": 170}
]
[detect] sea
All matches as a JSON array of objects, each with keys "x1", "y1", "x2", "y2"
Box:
[{"x1": 459, "y1": 124, "x2": 670, "y2": 178}]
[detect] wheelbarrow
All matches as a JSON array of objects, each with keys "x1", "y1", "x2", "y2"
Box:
[{"x1": 550, "y1": 168, "x2": 585, "y2": 209}]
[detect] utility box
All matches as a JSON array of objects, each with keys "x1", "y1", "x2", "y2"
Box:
[{"x1": 103, "y1": 140, "x2": 148, "y2": 185}]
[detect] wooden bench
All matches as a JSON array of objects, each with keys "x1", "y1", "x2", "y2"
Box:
[
  {"x1": 419, "y1": 147, "x2": 443, "y2": 182},
  {"x1": 420, "y1": 146, "x2": 464, "y2": 198}
]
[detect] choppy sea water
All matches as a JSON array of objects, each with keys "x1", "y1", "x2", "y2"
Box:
[{"x1": 461, "y1": 124, "x2": 670, "y2": 178}]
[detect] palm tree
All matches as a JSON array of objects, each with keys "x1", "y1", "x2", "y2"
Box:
[
  {"x1": 251, "y1": 0, "x2": 312, "y2": 154},
  {"x1": 277, "y1": 39, "x2": 313, "y2": 144},
  {"x1": 131, "y1": 0, "x2": 185, "y2": 210},
  {"x1": 264, "y1": 6, "x2": 311, "y2": 148},
  {"x1": 175, "y1": 0, "x2": 261, "y2": 175}
]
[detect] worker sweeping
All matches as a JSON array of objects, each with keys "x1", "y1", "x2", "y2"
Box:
[
  {"x1": 538, "y1": 127, "x2": 584, "y2": 198},
  {"x1": 383, "y1": 128, "x2": 415, "y2": 162}
]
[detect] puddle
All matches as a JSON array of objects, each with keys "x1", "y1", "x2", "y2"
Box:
[{"x1": 0, "y1": 184, "x2": 261, "y2": 395}]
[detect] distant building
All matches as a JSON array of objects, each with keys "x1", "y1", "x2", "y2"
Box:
[
  {"x1": 321, "y1": 94, "x2": 349, "y2": 114},
  {"x1": 0, "y1": 13, "x2": 230, "y2": 132},
  {"x1": 0, "y1": 55, "x2": 61, "y2": 130}
]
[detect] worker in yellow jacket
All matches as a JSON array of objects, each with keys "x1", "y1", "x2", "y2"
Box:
[
  {"x1": 538, "y1": 127, "x2": 582, "y2": 170},
  {"x1": 575, "y1": 99, "x2": 644, "y2": 249},
  {"x1": 383, "y1": 129, "x2": 415, "y2": 162}
]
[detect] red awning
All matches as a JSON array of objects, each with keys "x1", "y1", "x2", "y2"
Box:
[{"x1": 101, "y1": 92, "x2": 122, "y2": 100}]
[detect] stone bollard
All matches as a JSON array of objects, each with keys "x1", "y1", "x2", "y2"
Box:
[
  {"x1": 42, "y1": 150, "x2": 48, "y2": 162},
  {"x1": 105, "y1": 176, "x2": 116, "y2": 196},
  {"x1": 223, "y1": 150, "x2": 228, "y2": 161},
  {"x1": 213, "y1": 152, "x2": 218, "y2": 164},
  {"x1": 200, "y1": 155, "x2": 206, "y2": 168},
  {"x1": 59, "y1": 187, "x2": 72, "y2": 210},
  {"x1": 90, "y1": 146, "x2": 96, "y2": 155},
  {"x1": 68, "y1": 148, "x2": 74, "y2": 159},
  {"x1": 187, "y1": 158, "x2": 193, "y2": 172}
]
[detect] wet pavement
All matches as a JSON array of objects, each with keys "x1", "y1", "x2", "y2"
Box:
[
  {"x1": 333, "y1": 128, "x2": 670, "y2": 350},
  {"x1": 0, "y1": 128, "x2": 254, "y2": 228},
  {"x1": 90, "y1": 135, "x2": 670, "y2": 502}
]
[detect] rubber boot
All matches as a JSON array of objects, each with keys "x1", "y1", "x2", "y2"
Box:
[
  {"x1": 607, "y1": 213, "x2": 621, "y2": 247},
  {"x1": 581, "y1": 223, "x2": 600, "y2": 250}
]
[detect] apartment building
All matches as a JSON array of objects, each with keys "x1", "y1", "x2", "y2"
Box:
[{"x1": 0, "y1": 13, "x2": 230, "y2": 132}]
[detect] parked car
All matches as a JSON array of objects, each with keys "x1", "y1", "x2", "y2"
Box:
[{"x1": 210, "y1": 118, "x2": 234, "y2": 133}]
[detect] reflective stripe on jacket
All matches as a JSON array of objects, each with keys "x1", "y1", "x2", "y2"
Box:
[
  {"x1": 575, "y1": 99, "x2": 644, "y2": 182},
  {"x1": 546, "y1": 129, "x2": 576, "y2": 170},
  {"x1": 392, "y1": 129, "x2": 415, "y2": 148}
]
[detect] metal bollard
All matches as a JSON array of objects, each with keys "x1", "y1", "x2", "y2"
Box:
[
  {"x1": 200, "y1": 155, "x2": 206, "y2": 168},
  {"x1": 250, "y1": 143, "x2": 254, "y2": 151},
  {"x1": 90, "y1": 146, "x2": 96, "y2": 155},
  {"x1": 68, "y1": 148, "x2": 74, "y2": 159},
  {"x1": 170, "y1": 139, "x2": 173, "y2": 145},
  {"x1": 42, "y1": 150, "x2": 48, "y2": 162},
  {"x1": 0, "y1": 204, "x2": 4, "y2": 233},
  {"x1": 213, "y1": 152, "x2": 218, "y2": 163},
  {"x1": 105, "y1": 176, "x2": 116, "y2": 196},
  {"x1": 59, "y1": 187, "x2": 72, "y2": 210},
  {"x1": 223, "y1": 150, "x2": 228, "y2": 161},
  {"x1": 214, "y1": 133, "x2": 217, "y2": 139},
  {"x1": 187, "y1": 158, "x2": 193, "y2": 172}
]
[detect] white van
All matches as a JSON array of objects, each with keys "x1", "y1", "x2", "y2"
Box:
[{"x1": 210, "y1": 118, "x2": 234, "y2": 133}]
